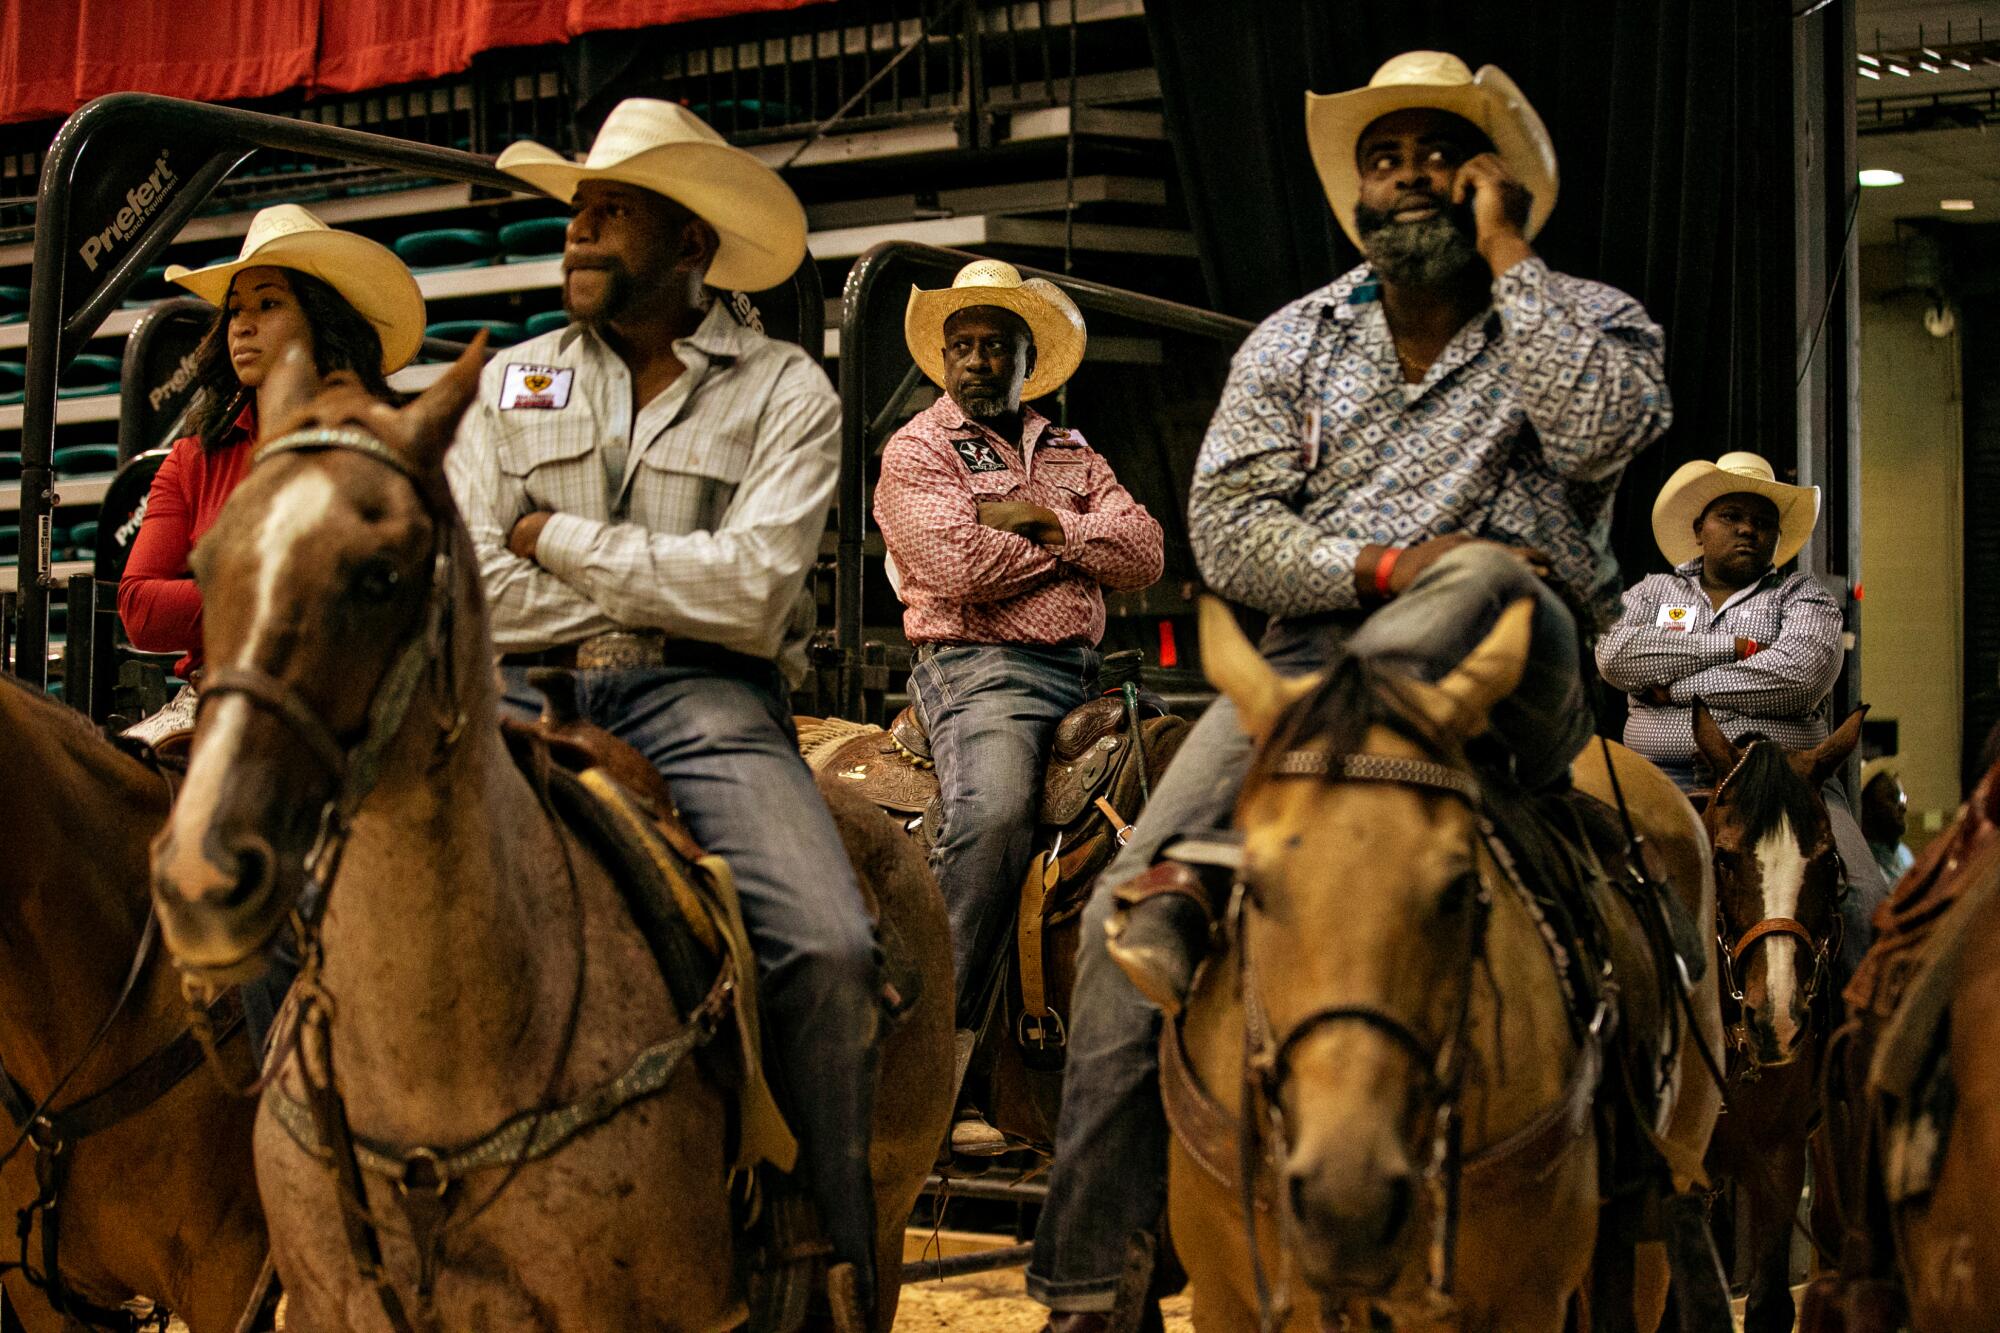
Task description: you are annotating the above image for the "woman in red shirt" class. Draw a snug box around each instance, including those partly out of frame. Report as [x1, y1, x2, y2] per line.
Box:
[120, 204, 424, 743]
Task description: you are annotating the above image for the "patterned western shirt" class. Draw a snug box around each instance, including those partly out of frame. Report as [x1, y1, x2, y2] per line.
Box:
[445, 303, 840, 684]
[873, 396, 1164, 646]
[1596, 557, 1845, 766]
[1189, 258, 1671, 629]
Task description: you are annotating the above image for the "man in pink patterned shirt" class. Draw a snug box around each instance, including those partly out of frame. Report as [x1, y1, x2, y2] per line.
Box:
[875, 260, 1163, 1155]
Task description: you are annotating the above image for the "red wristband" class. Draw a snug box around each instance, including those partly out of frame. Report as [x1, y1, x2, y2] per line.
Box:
[1374, 546, 1402, 599]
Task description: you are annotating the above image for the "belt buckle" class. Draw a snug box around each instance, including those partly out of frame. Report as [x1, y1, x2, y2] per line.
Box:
[575, 631, 665, 672]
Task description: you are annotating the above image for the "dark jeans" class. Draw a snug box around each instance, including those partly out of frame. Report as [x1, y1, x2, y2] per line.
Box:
[909, 643, 1099, 1030]
[1028, 543, 1593, 1310]
[500, 662, 883, 1286]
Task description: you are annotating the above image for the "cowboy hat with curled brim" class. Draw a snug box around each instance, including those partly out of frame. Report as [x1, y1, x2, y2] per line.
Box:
[1305, 50, 1559, 251]
[495, 98, 806, 293]
[1652, 451, 1822, 569]
[164, 204, 426, 373]
[904, 260, 1087, 402]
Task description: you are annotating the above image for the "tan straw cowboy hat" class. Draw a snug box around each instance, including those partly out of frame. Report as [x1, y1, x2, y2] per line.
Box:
[495, 98, 806, 292]
[165, 204, 426, 373]
[1305, 50, 1559, 251]
[1652, 451, 1822, 569]
[904, 260, 1087, 402]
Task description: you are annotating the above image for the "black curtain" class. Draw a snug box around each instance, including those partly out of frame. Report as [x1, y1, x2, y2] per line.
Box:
[1143, 0, 1802, 586]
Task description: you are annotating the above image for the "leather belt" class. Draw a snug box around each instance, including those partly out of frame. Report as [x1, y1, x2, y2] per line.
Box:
[501, 631, 770, 680]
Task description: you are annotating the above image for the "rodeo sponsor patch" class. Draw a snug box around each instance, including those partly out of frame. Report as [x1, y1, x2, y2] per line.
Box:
[500, 364, 574, 410]
[950, 435, 1010, 474]
[1656, 603, 1698, 631]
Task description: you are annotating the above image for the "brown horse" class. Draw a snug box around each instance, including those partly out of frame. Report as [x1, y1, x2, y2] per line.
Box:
[1804, 755, 2000, 1332]
[145, 348, 952, 1332]
[1692, 703, 1860, 1333]
[0, 674, 267, 1332]
[1160, 598, 1721, 1332]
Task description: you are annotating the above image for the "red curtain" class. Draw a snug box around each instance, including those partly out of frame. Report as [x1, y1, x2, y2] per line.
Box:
[0, 0, 831, 125]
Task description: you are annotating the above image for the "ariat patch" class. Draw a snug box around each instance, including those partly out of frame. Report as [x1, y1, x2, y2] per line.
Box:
[950, 436, 1010, 474]
[500, 364, 574, 410]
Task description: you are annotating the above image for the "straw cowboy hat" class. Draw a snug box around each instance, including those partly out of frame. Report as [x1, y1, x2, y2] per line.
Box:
[1305, 50, 1559, 251]
[904, 260, 1086, 402]
[166, 205, 425, 373]
[495, 98, 806, 293]
[1860, 756, 1901, 795]
[1651, 451, 1822, 569]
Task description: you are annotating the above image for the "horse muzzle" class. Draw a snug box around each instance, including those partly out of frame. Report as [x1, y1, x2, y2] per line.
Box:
[1284, 1155, 1419, 1296]
[151, 824, 295, 981]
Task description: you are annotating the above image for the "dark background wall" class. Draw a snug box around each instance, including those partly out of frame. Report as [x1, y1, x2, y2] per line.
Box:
[1142, 0, 1812, 589]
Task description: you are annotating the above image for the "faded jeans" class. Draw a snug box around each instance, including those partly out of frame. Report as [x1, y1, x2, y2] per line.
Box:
[499, 662, 884, 1290]
[909, 643, 1099, 1029]
[1028, 543, 1592, 1310]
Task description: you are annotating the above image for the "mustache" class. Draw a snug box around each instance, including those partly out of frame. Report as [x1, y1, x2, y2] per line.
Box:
[1353, 196, 1475, 239]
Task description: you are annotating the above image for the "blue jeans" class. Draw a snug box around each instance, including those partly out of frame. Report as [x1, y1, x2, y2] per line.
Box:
[1028, 544, 1593, 1310]
[499, 663, 883, 1288]
[910, 643, 1099, 1030]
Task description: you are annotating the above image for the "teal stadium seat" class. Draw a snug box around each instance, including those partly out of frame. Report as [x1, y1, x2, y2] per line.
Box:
[0, 525, 17, 556]
[56, 353, 120, 400]
[0, 453, 20, 483]
[425, 318, 525, 351]
[524, 310, 570, 338]
[65, 520, 99, 555]
[499, 216, 569, 263]
[394, 228, 498, 273]
[0, 286, 26, 326]
[0, 359, 23, 406]
[53, 444, 121, 477]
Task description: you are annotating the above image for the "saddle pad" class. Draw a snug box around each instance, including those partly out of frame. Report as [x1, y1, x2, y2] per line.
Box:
[816, 727, 939, 815]
[549, 765, 798, 1176]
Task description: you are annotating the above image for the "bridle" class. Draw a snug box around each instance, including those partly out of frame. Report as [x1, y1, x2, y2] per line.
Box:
[1233, 748, 1496, 1331]
[187, 425, 467, 982]
[1706, 743, 1843, 1073]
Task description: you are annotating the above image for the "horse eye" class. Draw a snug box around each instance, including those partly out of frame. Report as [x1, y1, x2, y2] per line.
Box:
[1439, 871, 1478, 915]
[352, 562, 402, 604]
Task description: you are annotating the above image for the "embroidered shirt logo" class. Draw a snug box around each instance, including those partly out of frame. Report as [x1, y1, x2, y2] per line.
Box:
[1656, 604, 1696, 630]
[950, 436, 1009, 474]
[501, 363, 574, 410]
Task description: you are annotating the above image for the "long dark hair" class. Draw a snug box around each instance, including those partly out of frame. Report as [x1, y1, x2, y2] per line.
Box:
[181, 268, 397, 450]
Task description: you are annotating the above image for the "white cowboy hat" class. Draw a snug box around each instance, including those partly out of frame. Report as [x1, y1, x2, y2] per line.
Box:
[495, 98, 806, 293]
[165, 204, 425, 373]
[1305, 51, 1559, 251]
[1860, 756, 1901, 795]
[1651, 451, 1822, 569]
[904, 260, 1087, 402]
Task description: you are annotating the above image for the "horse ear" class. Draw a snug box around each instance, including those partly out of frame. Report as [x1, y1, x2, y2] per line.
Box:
[1198, 594, 1315, 740]
[258, 342, 321, 433]
[1691, 701, 1739, 779]
[1413, 598, 1535, 738]
[396, 333, 488, 473]
[1804, 704, 1868, 788]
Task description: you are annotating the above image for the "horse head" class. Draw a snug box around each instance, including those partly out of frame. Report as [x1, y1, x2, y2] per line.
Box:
[1198, 595, 1534, 1301]
[151, 339, 488, 982]
[1694, 702, 1861, 1069]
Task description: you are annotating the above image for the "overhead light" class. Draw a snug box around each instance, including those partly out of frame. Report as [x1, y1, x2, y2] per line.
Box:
[1922, 46, 1942, 59]
[1860, 65, 1881, 79]
[1951, 58, 1973, 70]
[1889, 63, 1912, 75]
[1919, 61, 1941, 73]
[1941, 199, 1975, 211]
[1859, 168, 1906, 187]
[1858, 52, 1880, 66]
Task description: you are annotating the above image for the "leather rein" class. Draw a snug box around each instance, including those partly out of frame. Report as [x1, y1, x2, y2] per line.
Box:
[1707, 742, 1843, 1073]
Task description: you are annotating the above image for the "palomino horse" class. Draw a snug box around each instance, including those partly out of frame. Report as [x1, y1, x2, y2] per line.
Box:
[0, 673, 267, 1332]
[1163, 598, 1721, 1332]
[1692, 702, 1861, 1333]
[145, 347, 952, 1332]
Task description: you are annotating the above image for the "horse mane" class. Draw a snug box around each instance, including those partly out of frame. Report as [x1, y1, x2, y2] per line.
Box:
[1247, 651, 1455, 788]
[0, 667, 99, 741]
[1720, 735, 1822, 844]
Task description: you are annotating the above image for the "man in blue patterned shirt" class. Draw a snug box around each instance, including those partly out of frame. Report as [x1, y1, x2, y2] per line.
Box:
[1028, 52, 1671, 1328]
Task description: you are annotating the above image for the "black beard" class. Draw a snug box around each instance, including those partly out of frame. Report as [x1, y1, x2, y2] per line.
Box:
[1354, 201, 1482, 288]
[956, 388, 1014, 420]
[563, 260, 635, 327]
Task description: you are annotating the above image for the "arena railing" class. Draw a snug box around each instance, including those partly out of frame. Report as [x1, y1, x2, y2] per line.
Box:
[829, 240, 1252, 720]
[7, 92, 823, 697]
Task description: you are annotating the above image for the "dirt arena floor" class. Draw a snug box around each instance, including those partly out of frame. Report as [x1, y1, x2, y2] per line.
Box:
[894, 1264, 1194, 1331]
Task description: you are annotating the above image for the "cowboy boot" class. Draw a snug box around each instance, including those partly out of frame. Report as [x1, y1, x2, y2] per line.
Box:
[1104, 860, 1225, 1015]
[947, 1027, 1009, 1157]
[826, 1261, 875, 1333]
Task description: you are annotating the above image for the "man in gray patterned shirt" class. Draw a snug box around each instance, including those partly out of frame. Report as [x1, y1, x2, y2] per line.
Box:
[447, 100, 885, 1323]
[1029, 53, 1670, 1328]
[1598, 450, 1886, 969]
